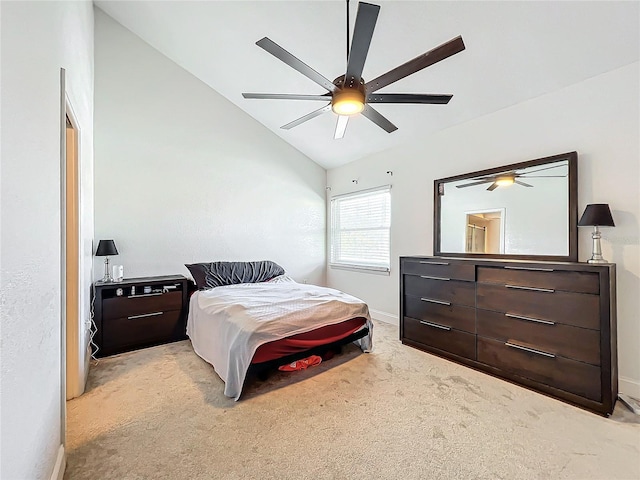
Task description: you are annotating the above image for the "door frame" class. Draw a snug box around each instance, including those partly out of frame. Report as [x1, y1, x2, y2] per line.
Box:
[60, 67, 85, 449]
[64, 91, 82, 400]
[464, 208, 506, 254]
[59, 67, 68, 446]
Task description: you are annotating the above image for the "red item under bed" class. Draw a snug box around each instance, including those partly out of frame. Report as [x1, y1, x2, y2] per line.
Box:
[251, 317, 367, 364]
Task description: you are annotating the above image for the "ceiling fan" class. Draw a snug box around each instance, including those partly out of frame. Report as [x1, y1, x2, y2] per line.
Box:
[456, 164, 568, 191]
[242, 1, 466, 139]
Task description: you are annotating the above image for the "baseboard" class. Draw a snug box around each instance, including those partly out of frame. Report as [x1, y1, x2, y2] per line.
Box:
[50, 445, 65, 480]
[619, 376, 640, 399]
[369, 308, 398, 325]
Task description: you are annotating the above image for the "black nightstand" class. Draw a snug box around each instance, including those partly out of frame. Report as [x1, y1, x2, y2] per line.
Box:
[92, 275, 189, 357]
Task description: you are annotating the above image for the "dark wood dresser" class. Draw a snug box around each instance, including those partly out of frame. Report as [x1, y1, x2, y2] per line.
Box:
[92, 275, 188, 357]
[400, 257, 617, 415]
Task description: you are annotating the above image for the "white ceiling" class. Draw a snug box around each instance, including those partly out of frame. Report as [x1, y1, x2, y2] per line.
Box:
[95, 1, 639, 169]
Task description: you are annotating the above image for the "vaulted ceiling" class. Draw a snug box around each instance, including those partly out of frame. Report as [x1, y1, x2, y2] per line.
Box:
[95, 1, 639, 169]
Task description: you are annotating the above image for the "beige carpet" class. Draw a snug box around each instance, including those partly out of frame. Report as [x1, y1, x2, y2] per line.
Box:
[66, 320, 640, 480]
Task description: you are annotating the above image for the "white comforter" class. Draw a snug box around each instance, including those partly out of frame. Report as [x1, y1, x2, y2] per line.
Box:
[186, 276, 373, 400]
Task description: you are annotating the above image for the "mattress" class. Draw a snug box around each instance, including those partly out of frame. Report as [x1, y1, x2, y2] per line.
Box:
[187, 275, 373, 400]
[251, 317, 367, 364]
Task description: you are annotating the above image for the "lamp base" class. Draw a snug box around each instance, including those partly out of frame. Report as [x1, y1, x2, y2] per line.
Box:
[587, 258, 609, 264]
[587, 226, 609, 264]
[102, 257, 113, 282]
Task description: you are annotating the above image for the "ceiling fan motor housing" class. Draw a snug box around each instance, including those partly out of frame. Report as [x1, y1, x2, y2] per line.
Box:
[331, 75, 366, 115]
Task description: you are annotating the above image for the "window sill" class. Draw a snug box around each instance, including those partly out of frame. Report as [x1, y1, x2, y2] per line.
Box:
[329, 264, 390, 275]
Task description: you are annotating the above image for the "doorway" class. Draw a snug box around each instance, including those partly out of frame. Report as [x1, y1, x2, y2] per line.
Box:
[65, 109, 81, 400]
[464, 208, 506, 254]
[60, 68, 85, 452]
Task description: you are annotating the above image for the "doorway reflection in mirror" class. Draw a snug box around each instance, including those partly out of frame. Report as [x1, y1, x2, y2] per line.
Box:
[465, 209, 505, 254]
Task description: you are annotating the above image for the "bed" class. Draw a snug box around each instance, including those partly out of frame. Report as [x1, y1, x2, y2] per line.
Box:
[185, 261, 373, 400]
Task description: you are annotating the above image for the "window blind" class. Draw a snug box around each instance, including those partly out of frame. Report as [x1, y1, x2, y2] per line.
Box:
[330, 186, 391, 272]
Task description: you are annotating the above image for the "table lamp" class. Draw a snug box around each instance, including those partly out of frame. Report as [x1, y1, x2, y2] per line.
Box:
[578, 204, 614, 264]
[96, 239, 119, 282]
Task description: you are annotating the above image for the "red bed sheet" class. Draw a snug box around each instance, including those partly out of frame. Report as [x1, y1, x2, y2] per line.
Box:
[251, 317, 367, 364]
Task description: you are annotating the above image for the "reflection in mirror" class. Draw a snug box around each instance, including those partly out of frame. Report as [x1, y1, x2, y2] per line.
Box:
[465, 209, 504, 254]
[435, 152, 577, 261]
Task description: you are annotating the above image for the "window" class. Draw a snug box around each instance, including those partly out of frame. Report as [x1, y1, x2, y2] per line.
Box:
[330, 186, 391, 272]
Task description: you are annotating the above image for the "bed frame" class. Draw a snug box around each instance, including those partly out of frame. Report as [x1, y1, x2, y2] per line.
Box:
[247, 326, 370, 381]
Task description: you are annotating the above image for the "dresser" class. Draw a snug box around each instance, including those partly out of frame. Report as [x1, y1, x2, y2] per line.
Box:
[400, 257, 617, 415]
[92, 275, 189, 357]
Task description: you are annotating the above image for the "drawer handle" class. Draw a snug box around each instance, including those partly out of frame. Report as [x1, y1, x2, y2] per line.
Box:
[128, 293, 163, 298]
[505, 284, 555, 293]
[505, 313, 555, 326]
[504, 266, 554, 272]
[419, 320, 451, 331]
[420, 297, 451, 306]
[420, 275, 450, 281]
[419, 261, 450, 265]
[505, 342, 555, 358]
[127, 311, 164, 320]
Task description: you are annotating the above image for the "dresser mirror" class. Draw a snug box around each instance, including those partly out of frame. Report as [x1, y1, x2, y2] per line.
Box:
[434, 152, 578, 261]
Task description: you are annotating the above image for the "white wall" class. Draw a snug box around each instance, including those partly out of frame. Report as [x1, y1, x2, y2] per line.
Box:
[94, 10, 326, 286]
[327, 63, 640, 397]
[0, 1, 94, 479]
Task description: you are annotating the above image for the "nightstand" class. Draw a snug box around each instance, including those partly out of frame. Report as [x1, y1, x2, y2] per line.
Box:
[92, 275, 189, 357]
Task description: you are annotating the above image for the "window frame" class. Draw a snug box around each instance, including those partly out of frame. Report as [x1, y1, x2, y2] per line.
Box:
[329, 185, 391, 274]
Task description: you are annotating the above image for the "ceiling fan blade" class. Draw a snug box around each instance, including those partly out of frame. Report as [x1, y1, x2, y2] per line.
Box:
[521, 175, 567, 178]
[366, 36, 465, 94]
[516, 164, 564, 175]
[366, 93, 452, 104]
[256, 37, 337, 93]
[361, 105, 397, 133]
[487, 182, 499, 191]
[345, 2, 380, 85]
[456, 179, 494, 188]
[243, 93, 331, 101]
[334, 115, 349, 139]
[515, 180, 533, 187]
[281, 104, 332, 130]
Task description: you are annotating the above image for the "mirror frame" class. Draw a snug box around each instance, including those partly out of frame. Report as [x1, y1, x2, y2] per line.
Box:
[433, 151, 578, 262]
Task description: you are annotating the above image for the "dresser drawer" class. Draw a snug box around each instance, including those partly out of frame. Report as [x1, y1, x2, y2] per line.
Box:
[405, 294, 475, 333]
[103, 309, 183, 352]
[404, 275, 475, 307]
[476, 309, 600, 365]
[403, 316, 476, 359]
[477, 337, 601, 401]
[476, 283, 599, 330]
[477, 266, 599, 294]
[402, 259, 475, 281]
[103, 291, 182, 320]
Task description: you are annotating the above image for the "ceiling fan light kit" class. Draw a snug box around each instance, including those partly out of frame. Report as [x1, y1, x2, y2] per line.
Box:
[495, 175, 515, 187]
[332, 86, 365, 115]
[243, 1, 466, 139]
[456, 163, 567, 192]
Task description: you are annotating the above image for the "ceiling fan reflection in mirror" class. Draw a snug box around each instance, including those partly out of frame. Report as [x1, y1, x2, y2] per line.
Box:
[456, 164, 568, 191]
[242, 1, 466, 139]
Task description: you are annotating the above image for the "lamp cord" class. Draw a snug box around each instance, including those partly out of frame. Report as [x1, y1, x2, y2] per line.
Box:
[89, 282, 100, 361]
